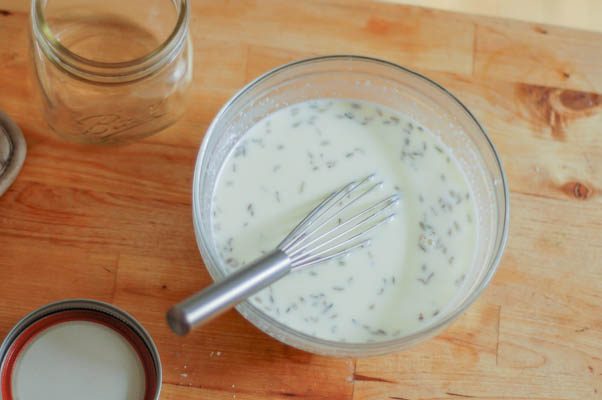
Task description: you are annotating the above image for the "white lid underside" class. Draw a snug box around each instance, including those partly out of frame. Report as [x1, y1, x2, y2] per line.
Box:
[12, 321, 146, 400]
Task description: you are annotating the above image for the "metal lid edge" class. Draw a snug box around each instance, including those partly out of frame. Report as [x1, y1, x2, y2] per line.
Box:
[0, 110, 27, 197]
[0, 299, 161, 400]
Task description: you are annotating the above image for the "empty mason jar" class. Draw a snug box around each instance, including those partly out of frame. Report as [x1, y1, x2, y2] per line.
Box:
[30, 0, 193, 144]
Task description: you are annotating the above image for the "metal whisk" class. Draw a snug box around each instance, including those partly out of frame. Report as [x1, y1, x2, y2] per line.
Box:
[167, 175, 399, 335]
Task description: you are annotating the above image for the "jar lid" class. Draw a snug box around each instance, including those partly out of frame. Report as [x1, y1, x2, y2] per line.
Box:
[0, 110, 26, 197]
[0, 300, 161, 400]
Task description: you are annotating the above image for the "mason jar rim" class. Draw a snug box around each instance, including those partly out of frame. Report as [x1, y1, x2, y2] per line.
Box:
[30, 0, 189, 83]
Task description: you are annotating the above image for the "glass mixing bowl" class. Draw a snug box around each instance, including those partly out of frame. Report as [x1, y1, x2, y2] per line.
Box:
[192, 55, 509, 357]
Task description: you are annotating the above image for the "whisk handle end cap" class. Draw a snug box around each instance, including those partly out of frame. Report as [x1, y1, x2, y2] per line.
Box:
[166, 306, 191, 336]
[166, 250, 292, 335]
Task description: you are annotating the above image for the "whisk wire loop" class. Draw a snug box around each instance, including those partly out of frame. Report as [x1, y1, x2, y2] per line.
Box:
[279, 175, 399, 269]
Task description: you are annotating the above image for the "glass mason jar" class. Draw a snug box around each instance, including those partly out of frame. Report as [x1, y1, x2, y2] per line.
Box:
[30, 0, 192, 144]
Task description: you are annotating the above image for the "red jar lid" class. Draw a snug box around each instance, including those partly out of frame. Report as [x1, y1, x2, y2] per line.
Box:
[0, 300, 161, 400]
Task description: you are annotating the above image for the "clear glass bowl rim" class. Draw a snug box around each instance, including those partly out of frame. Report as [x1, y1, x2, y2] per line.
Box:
[192, 55, 510, 357]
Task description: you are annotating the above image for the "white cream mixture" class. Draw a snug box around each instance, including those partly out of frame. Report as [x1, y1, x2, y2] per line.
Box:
[211, 100, 477, 342]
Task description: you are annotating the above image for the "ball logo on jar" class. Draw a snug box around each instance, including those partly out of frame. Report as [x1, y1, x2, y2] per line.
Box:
[76, 100, 169, 139]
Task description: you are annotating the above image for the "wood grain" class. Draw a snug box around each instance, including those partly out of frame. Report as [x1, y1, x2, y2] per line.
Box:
[474, 21, 602, 92]
[0, 1, 601, 399]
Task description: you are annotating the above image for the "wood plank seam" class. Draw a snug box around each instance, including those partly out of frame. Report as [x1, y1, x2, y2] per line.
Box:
[495, 304, 501, 366]
[163, 379, 203, 389]
[351, 358, 357, 399]
[471, 22, 477, 76]
[110, 253, 121, 302]
[511, 188, 596, 203]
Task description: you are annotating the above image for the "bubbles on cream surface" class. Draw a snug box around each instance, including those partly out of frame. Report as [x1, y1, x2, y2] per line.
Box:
[211, 99, 478, 342]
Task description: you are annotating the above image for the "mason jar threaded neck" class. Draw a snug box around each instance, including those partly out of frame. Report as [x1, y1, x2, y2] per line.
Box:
[31, 0, 189, 84]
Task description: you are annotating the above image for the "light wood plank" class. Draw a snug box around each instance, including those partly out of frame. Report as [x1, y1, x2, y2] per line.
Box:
[193, 0, 475, 75]
[0, 180, 198, 261]
[475, 21, 602, 92]
[0, 238, 117, 337]
[389, 0, 602, 34]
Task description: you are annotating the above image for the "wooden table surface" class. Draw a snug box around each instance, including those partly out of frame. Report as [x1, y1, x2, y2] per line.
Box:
[1, 1, 601, 399]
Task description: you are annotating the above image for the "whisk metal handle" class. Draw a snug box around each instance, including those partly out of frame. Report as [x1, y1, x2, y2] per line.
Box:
[167, 250, 291, 335]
